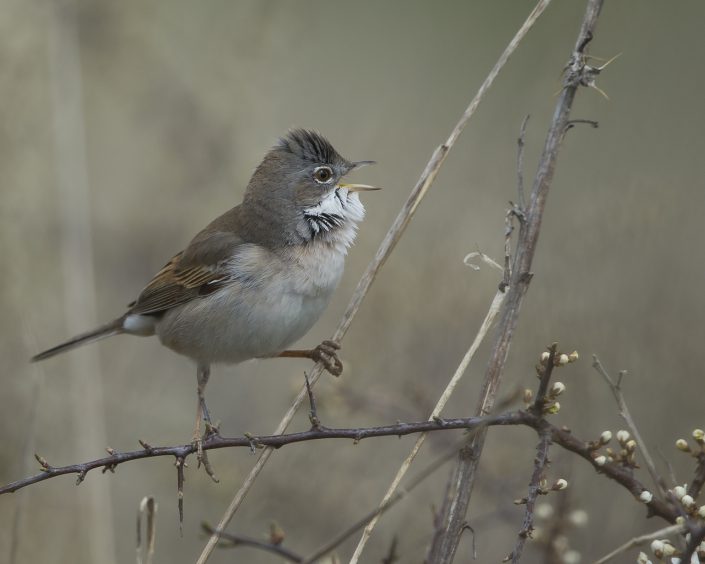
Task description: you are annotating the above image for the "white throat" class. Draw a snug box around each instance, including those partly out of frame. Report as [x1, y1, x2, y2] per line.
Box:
[303, 188, 365, 252]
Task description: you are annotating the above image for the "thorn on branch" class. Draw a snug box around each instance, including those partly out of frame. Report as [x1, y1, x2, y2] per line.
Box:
[138, 440, 153, 452]
[175, 456, 185, 531]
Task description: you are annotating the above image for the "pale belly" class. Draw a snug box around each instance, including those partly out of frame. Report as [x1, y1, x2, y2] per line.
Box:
[153, 247, 344, 364]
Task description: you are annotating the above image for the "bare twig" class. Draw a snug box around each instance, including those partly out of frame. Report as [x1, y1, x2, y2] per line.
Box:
[592, 356, 669, 500]
[426, 2, 606, 561]
[507, 428, 552, 563]
[593, 523, 686, 564]
[516, 115, 530, 211]
[201, 3, 553, 563]
[201, 523, 303, 563]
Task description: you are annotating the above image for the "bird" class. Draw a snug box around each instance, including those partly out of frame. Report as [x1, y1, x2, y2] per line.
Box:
[33, 129, 378, 447]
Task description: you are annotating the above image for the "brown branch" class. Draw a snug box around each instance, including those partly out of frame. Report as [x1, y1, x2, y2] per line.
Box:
[2, 409, 680, 528]
[682, 523, 705, 564]
[425, 1, 606, 562]
[201, 523, 303, 563]
[507, 428, 552, 563]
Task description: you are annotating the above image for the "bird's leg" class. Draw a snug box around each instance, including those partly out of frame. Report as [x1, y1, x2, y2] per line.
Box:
[277, 340, 343, 376]
[193, 363, 212, 460]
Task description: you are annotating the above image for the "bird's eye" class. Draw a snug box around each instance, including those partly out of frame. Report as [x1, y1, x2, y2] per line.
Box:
[313, 166, 333, 184]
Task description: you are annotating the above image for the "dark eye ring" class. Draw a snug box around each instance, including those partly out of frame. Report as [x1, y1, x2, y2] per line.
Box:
[313, 166, 333, 183]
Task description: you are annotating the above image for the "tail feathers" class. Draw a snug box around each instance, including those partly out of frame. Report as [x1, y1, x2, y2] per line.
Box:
[31, 318, 125, 362]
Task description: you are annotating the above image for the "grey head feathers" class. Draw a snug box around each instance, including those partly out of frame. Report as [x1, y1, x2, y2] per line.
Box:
[276, 129, 351, 168]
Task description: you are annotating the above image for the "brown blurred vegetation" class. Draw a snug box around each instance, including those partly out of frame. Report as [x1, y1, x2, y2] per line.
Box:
[2, 1, 705, 563]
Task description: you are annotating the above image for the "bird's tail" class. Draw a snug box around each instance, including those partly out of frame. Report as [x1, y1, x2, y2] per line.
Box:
[31, 317, 125, 362]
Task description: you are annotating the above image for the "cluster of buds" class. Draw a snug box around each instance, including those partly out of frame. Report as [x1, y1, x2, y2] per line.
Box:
[675, 428, 705, 458]
[589, 429, 639, 469]
[669, 484, 705, 519]
[649, 539, 677, 560]
[539, 349, 579, 368]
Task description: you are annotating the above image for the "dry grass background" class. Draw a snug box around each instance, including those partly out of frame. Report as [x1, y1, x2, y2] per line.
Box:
[2, 1, 705, 562]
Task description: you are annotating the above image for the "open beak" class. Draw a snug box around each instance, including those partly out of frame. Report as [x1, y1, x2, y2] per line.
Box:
[338, 182, 381, 193]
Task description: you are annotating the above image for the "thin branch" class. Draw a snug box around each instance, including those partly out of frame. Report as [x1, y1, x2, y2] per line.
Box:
[592, 523, 686, 564]
[0, 417, 496, 496]
[516, 115, 530, 211]
[201, 524, 303, 563]
[592, 356, 669, 500]
[3, 410, 680, 530]
[508, 428, 552, 563]
[426, 2, 606, 561]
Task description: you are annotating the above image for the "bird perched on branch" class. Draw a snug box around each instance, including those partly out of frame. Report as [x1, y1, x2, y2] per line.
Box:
[33, 129, 378, 448]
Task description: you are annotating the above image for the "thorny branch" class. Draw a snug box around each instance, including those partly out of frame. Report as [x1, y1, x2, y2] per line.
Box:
[2, 412, 681, 527]
[426, 1, 606, 562]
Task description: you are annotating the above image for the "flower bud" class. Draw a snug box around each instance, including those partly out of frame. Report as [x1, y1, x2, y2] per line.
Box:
[616, 430, 630, 443]
[568, 509, 588, 527]
[693, 428, 705, 442]
[558, 354, 570, 365]
[551, 382, 566, 396]
[639, 490, 653, 503]
[681, 494, 695, 508]
[676, 516, 686, 525]
[545, 402, 561, 415]
[661, 542, 675, 556]
[673, 485, 687, 500]
[626, 439, 637, 452]
[698, 505, 705, 519]
[568, 350, 579, 362]
[650, 539, 664, 557]
[600, 431, 612, 444]
[594, 455, 607, 466]
[636, 551, 651, 564]
[540, 351, 550, 364]
[676, 439, 691, 452]
[563, 550, 580, 564]
[554, 478, 568, 490]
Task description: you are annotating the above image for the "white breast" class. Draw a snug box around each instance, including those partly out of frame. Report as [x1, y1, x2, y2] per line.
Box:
[155, 241, 347, 364]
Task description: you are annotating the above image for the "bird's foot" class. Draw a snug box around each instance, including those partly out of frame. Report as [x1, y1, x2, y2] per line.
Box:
[310, 340, 343, 376]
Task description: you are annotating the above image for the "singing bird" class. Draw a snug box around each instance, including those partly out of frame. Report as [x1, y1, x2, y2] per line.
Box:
[33, 129, 378, 442]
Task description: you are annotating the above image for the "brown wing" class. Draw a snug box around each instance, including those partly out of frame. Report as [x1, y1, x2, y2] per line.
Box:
[128, 228, 243, 316]
[126, 254, 220, 315]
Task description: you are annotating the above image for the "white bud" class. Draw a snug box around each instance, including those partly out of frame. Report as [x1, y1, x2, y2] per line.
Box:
[563, 549, 581, 564]
[616, 430, 630, 443]
[661, 541, 675, 556]
[551, 382, 566, 396]
[673, 485, 687, 500]
[554, 478, 568, 490]
[676, 516, 686, 525]
[676, 439, 690, 452]
[650, 539, 664, 556]
[681, 494, 695, 508]
[558, 353, 570, 365]
[535, 503, 554, 519]
[600, 431, 612, 444]
[639, 490, 653, 503]
[568, 350, 579, 362]
[540, 351, 550, 363]
[698, 505, 705, 518]
[594, 455, 607, 466]
[626, 439, 637, 451]
[636, 552, 652, 564]
[693, 428, 705, 441]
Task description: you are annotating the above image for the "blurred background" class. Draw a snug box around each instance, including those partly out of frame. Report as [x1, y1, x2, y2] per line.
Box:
[2, 1, 704, 562]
